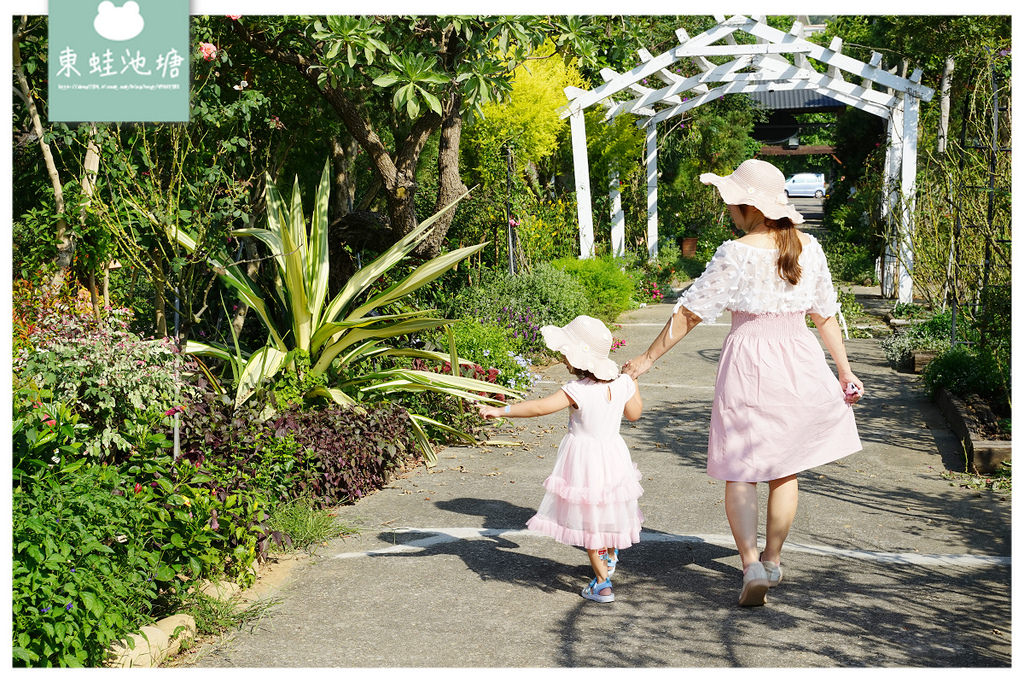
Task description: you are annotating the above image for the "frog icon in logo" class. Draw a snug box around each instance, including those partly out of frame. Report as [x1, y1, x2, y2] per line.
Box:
[93, 1, 145, 41]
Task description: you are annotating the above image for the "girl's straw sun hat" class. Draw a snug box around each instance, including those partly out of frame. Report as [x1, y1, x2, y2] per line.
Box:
[540, 315, 619, 381]
[699, 159, 804, 224]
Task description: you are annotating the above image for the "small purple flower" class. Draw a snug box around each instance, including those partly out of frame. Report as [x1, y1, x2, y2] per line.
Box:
[41, 607, 50, 614]
[65, 602, 74, 611]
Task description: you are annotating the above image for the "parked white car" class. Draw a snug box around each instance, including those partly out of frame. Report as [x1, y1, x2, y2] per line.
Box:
[784, 172, 827, 198]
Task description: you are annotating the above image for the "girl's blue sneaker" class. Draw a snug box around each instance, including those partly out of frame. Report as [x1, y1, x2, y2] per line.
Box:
[600, 548, 619, 577]
[581, 577, 615, 603]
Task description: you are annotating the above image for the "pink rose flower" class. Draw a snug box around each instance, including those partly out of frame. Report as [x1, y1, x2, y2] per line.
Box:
[199, 42, 218, 61]
[227, 15, 241, 20]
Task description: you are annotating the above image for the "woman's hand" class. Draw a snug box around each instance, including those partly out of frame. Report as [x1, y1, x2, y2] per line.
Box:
[839, 371, 864, 405]
[622, 354, 653, 379]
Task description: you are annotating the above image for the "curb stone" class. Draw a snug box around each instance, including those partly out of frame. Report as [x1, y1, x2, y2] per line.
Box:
[106, 579, 241, 668]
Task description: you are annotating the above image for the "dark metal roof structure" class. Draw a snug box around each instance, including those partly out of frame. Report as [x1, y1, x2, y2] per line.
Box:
[746, 89, 846, 112]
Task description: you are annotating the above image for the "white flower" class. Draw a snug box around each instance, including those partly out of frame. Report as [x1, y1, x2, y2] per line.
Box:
[483, 349, 490, 357]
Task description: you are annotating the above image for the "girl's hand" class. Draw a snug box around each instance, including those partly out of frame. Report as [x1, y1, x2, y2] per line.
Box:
[839, 371, 864, 405]
[622, 354, 652, 379]
[478, 404, 506, 419]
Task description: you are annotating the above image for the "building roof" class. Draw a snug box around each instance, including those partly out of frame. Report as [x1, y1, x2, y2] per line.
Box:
[746, 89, 846, 112]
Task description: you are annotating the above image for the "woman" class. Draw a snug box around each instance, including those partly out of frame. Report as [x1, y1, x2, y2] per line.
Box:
[623, 159, 862, 607]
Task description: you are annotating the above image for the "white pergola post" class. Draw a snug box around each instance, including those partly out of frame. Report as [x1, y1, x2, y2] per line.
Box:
[569, 109, 594, 258]
[898, 84, 922, 304]
[880, 103, 903, 299]
[645, 122, 659, 260]
[609, 171, 625, 257]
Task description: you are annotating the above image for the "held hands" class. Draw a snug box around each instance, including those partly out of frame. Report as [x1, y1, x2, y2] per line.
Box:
[622, 354, 653, 379]
[840, 372, 864, 405]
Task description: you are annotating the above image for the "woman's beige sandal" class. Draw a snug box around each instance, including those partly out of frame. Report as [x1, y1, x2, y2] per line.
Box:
[739, 561, 770, 606]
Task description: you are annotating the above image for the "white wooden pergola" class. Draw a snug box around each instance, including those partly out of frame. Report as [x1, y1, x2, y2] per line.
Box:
[561, 15, 935, 303]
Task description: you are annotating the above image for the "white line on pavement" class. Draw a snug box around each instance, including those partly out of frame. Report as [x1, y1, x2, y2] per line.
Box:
[331, 527, 1010, 567]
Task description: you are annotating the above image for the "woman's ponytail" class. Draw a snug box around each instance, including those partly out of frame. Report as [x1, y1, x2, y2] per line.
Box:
[768, 218, 802, 285]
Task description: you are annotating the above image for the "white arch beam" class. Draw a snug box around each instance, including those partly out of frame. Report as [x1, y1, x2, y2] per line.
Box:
[563, 15, 933, 300]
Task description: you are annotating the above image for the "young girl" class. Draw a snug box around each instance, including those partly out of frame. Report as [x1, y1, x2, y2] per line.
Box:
[479, 315, 644, 603]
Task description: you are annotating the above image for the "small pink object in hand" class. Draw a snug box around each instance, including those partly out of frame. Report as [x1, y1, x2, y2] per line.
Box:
[845, 382, 863, 397]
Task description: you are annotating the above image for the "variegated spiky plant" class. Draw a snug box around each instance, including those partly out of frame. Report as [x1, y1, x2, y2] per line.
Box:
[170, 160, 516, 463]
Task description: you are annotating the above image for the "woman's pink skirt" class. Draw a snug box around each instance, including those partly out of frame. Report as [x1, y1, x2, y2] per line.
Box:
[707, 311, 861, 482]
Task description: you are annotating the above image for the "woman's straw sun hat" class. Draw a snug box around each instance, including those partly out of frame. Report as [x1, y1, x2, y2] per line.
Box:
[699, 159, 804, 224]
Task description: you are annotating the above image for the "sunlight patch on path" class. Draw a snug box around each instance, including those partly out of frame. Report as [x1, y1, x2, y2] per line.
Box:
[331, 527, 1010, 567]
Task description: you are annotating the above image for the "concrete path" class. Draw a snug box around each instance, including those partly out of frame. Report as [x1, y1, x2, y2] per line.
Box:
[190, 292, 1012, 668]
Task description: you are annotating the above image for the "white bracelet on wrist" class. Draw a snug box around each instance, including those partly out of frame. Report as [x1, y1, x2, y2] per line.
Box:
[504, 405, 511, 414]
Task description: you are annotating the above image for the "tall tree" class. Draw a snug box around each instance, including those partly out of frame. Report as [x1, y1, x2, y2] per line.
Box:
[227, 16, 599, 257]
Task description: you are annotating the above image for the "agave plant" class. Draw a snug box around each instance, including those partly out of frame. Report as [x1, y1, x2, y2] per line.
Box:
[170, 160, 517, 463]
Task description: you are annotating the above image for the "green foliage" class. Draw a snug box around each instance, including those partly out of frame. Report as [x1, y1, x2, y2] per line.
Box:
[11, 453, 271, 667]
[837, 288, 866, 324]
[820, 188, 882, 285]
[880, 311, 953, 371]
[466, 41, 585, 187]
[921, 344, 1009, 406]
[13, 464, 161, 667]
[177, 163, 513, 462]
[13, 305, 199, 462]
[449, 318, 537, 392]
[445, 263, 590, 351]
[11, 388, 90, 489]
[12, 205, 61, 285]
[552, 256, 636, 322]
[513, 197, 582, 265]
[265, 497, 356, 554]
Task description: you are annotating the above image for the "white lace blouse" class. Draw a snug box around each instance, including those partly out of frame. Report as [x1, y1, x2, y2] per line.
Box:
[673, 235, 839, 324]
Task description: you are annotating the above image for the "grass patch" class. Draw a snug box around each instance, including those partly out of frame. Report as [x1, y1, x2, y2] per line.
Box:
[175, 592, 280, 636]
[266, 497, 358, 554]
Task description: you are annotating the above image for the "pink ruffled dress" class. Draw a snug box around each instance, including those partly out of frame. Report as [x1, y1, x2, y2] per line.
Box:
[526, 375, 644, 550]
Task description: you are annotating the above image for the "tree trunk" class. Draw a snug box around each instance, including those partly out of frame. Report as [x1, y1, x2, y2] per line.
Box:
[80, 124, 103, 318]
[330, 136, 358, 220]
[231, 239, 259, 339]
[13, 23, 73, 292]
[420, 91, 470, 257]
[88, 272, 101, 319]
[103, 265, 110, 307]
[937, 57, 955, 155]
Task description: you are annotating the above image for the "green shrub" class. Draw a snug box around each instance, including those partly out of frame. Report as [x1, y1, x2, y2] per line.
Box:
[13, 305, 200, 462]
[450, 318, 537, 389]
[820, 202, 880, 285]
[552, 255, 636, 321]
[627, 239, 682, 296]
[921, 344, 1009, 405]
[446, 262, 590, 351]
[13, 464, 163, 667]
[694, 218, 737, 263]
[880, 311, 953, 371]
[11, 387, 90, 487]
